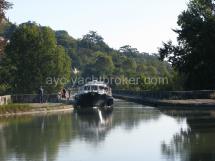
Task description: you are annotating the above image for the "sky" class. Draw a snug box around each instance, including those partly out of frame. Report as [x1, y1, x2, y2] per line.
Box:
[6, 0, 188, 53]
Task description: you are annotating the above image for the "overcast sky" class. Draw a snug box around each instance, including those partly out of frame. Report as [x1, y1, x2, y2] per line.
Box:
[6, 0, 188, 53]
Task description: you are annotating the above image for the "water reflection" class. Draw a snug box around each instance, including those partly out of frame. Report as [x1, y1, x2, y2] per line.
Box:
[1, 100, 214, 161]
[161, 110, 215, 161]
[0, 114, 75, 161]
[72, 100, 161, 144]
[0, 100, 163, 161]
[73, 112, 113, 144]
[112, 100, 160, 130]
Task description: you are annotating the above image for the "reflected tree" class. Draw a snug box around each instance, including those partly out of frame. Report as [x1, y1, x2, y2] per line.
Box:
[161, 110, 215, 161]
[0, 101, 162, 161]
[0, 113, 76, 161]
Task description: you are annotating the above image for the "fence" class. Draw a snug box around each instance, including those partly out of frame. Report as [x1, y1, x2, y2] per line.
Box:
[11, 94, 59, 103]
[113, 90, 215, 100]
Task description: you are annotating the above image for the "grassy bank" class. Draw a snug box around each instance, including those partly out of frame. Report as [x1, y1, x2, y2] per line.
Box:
[0, 103, 73, 115]
[0, 104, 32, 114]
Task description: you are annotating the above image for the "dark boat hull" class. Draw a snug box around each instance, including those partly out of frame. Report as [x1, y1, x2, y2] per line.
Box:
[74, 92, 114, 113]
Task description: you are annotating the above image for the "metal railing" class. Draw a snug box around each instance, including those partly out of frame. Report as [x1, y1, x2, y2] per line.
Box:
[113, 90, 215, 100]
[11, 94, 59, 103]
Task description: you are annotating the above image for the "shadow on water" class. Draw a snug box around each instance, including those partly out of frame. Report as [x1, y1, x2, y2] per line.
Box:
[160, 110, 215, 161]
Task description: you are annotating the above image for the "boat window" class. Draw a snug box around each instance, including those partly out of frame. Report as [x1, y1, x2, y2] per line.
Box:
[84, 86, 90, 91]
[91, 85, 98, 91]
[99, 86, 105, 90]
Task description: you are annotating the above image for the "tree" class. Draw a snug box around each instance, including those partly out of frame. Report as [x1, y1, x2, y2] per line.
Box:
[119, 45, 139, 57]
[94, 54, 114, 76]
[55, 30, 76, 51]
[122, 58, 137, 73]
[82, 54, 114, 77]
[0, 0, 12, 22]
[78, 31, 111, 52]
[1, 22, 71, 93]
[0, 0, 12, 55]
[159, 0, 215, 90]
[55, 30, 80, 68]
[136, 64, 146, 73]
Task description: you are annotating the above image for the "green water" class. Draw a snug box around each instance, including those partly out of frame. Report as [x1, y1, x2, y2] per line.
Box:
[0, 100, 215, 161]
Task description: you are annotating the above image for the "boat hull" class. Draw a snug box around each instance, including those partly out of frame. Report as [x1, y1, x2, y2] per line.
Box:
[74, 92, 114, 113]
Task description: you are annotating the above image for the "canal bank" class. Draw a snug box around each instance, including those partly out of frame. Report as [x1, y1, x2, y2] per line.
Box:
[113, 90, 215, 110]
[0, 103, 74, 117]
[0, 93, 75, 117]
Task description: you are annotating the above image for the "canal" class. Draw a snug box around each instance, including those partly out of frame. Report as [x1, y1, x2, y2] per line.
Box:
[0, 99, 215, 161]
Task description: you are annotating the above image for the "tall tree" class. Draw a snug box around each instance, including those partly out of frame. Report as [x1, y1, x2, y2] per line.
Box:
[0, 0, 12, 55]
[0, 0, 12, 22]
[122, 58, 137, 73]
[94, 54, 114, 76]
[82, 53, 114, 77]
[119, 45, 139, 57]
[159, 0, 215, 90]
[78, 31, 111, 52]
[1, 22, 71, 93]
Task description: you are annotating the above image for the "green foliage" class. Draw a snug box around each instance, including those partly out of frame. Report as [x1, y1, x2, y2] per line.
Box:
[1, 22, 71, 93]
[119, 45, 139, 57]
[55, 30, 79, 68]
[159, 0, 215, 90]
[53, 30, 175, 90]
[78, 31, 111, 52]
[82, 52, 114, 77]
[0, 22, 175, 93]
[0, 19, 15, 37]
[55, 30, 76, 50]
[95, 54, 114, 74]
[0, 83, 10, 95]
[122, 58, 137, 73]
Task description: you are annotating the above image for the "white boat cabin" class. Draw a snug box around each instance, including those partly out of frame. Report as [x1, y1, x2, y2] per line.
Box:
[78, 81, 112, 96]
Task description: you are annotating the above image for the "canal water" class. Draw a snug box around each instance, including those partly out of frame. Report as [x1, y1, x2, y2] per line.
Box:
[0, 99, 215, 161]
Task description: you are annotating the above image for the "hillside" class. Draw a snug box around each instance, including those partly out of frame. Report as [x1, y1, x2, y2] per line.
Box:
[0, 22, 180, 91]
